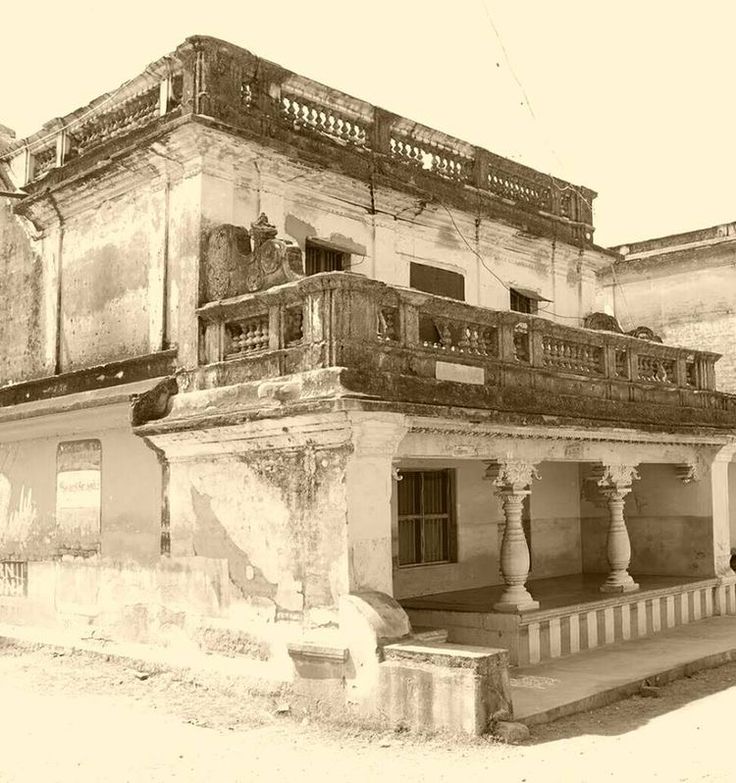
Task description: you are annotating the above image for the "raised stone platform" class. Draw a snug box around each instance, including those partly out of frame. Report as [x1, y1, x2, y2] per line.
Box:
[402, 574, 736, 666]
[511, 614, 736, 726]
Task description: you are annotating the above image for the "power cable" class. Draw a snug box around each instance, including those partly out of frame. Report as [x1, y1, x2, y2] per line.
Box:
[478, 0, 595, 218]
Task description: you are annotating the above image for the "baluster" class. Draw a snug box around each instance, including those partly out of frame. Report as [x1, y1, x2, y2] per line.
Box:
[469, 327, 480, 354]
[458, 326, 471, 353]
[439, 322, 452, 350]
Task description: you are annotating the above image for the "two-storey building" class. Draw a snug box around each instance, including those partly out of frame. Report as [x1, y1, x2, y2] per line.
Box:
[2, 36, 736, 731]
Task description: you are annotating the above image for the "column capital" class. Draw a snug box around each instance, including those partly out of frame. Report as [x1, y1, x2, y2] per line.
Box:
[348, 412, 408, 459]
[484, 457, 540, 494]
[595, 463, 640, 493]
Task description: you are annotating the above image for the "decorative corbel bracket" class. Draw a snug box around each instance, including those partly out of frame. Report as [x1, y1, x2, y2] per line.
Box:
[675, 462, 700, 484]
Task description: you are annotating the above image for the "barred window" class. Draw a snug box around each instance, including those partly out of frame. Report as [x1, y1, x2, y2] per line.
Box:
[305, 240, 349, 275]
[397, 470, 456, 566]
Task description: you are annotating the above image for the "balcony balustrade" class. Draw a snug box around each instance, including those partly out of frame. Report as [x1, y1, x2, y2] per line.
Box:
[193, 273, 732, 429]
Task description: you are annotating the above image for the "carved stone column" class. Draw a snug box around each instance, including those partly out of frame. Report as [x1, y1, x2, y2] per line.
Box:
[597, 464, 640, 593]
[485, 459, 540, 613]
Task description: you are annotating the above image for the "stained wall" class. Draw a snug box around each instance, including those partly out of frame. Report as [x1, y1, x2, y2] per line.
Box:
[0, 199, 49, 384]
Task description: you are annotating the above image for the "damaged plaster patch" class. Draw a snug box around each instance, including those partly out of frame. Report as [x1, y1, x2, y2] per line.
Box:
[326, 233, 366, 256]
[284, 214, 316, 247]
[190, 485, 277, 600]
[188, 459, 304, 611]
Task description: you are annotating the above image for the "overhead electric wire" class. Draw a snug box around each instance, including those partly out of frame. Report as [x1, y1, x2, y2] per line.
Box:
[478, 0, 595, 216]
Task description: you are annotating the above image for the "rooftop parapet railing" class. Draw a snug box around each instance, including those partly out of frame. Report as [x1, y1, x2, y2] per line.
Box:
[192, 273, 732, 428]
[3, 56, 184, 187]
[4, 37, 595, 246]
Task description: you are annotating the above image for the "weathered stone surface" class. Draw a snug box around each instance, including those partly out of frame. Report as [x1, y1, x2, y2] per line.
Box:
[377, 642, 513, 735]
[493, 720, 530, 744]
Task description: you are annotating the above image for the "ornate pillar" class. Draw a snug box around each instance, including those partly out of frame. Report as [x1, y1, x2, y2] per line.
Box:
[597, 464, 640, 593]
[485, 458, 540, 612]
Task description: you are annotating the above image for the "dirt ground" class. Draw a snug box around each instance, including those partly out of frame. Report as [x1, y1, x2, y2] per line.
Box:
[1, 639, 735, 782]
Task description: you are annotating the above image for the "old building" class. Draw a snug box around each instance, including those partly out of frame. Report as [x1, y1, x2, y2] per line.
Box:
[603, 225, 736, 393]
[2, 36, 736, 733]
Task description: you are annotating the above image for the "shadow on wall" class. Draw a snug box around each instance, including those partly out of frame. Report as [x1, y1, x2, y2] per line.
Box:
[190, 486, 277, 600]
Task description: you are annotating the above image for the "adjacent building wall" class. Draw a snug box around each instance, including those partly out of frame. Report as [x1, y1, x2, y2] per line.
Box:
[601, 232, 736, 393]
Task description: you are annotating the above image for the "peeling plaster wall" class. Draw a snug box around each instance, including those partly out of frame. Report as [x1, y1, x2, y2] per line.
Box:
[392, 460, 583, 600]
[166, 446, 351, 616]
[0, 424, 162, 562]
[0, 199, 49, 384]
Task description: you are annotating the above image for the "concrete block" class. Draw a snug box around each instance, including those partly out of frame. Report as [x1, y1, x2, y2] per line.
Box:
[377, 641, 512, 735]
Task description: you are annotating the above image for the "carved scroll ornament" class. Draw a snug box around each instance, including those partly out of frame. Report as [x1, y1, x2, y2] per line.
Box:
[203, 213, 304, 301]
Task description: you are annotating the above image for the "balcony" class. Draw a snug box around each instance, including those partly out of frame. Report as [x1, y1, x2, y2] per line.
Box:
[5, 37, 595, 248]
[186, 273, 736, 431]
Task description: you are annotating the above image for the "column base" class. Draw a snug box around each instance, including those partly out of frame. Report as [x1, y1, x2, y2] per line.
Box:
[600, 579, 639, 594]
[493, 598, 540, 613]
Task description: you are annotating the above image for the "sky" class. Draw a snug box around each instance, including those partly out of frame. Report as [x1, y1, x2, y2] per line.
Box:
[2, 0, 735, 247]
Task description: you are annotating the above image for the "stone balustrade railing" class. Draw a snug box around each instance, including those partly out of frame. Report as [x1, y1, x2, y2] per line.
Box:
[5, 37, 595, 246]
[4, 62, 184, 185]
[194, 273, 732, 428]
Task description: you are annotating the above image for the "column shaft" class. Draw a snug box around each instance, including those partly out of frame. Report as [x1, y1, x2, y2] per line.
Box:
[600, 487, 639, 593]
[494, 490, 539, 612]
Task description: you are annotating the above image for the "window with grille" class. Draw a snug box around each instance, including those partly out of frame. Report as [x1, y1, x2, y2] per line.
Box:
[305, 240, 349, 275]
[510, 288, 538, 315]
[397, 470, 456, 566]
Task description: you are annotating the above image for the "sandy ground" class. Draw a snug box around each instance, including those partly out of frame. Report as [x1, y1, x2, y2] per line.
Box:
[1, 639, 736, 782]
